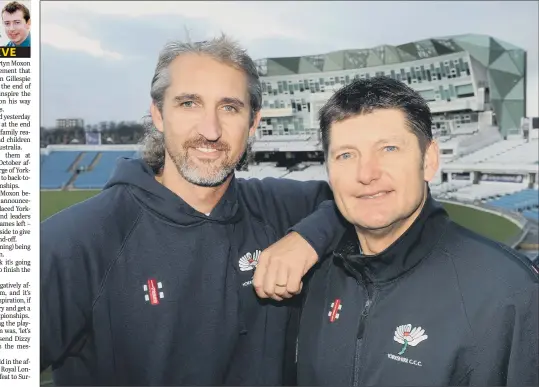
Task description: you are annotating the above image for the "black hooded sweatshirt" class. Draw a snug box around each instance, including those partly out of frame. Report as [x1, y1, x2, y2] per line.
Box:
[40, 157, 343, 386]
[297, 194, 539, 386]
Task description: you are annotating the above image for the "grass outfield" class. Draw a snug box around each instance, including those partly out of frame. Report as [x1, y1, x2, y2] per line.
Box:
[39, 190, 521, 384]
[441, 201, 521, 243]
[41, 190, 101, 221]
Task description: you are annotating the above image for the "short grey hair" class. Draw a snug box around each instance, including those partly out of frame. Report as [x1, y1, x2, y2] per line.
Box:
[139, 34, 262, 173]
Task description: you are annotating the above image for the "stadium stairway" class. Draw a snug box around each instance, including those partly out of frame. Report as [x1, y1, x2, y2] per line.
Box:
[65, 152, 104, 189]
[89, 153, 103, 169]
[68, 152, 85, 172]
[65, 173, 79, 189]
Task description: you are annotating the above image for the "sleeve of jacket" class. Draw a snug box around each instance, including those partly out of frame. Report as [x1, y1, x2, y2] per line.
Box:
[470, 283, 539, 386]
[40, 213, 95, 372]
[252, 177, 346, 258]
[40, 205, 106, 371]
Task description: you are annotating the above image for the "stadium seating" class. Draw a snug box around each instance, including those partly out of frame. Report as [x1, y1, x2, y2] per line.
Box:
[487, 189, 539, 212]
[73, 151, 137, 189]
[430, 181, 472, 197]
[451, 139, 525, 164]
[522, 208, 539, 222]
[449, 183, 526, 202]
[487, 140, 539, 164]
[285, 165, 328, 182]
[40, 151, 79, 189]
[236, 163, 329, 181]
[235, 164, 289, 179]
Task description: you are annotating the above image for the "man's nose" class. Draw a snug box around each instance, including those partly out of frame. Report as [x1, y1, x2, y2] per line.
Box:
[355, 156, 382, 185]
[197, 110, 222, 141]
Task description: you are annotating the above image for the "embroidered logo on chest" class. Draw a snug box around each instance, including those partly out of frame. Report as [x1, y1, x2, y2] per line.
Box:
[239, 250, 262, 287]
[387, 324, 428, 367]
[239, 250, 261, 271]
[143, 278, 164, 305]
[328, 299, 342, 322]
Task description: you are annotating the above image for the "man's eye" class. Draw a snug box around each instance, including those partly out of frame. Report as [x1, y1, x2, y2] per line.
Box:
[384, 146, 398, 152]
[222, 105, 238, 112]
[337, 152, 352, 160]
[179, 101, 196, 108]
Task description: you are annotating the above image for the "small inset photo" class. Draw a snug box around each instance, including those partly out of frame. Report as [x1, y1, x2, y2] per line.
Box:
[0, 0, 30, 57]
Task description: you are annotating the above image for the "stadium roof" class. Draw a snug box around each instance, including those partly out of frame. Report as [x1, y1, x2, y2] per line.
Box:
[255, 34, 525, 77]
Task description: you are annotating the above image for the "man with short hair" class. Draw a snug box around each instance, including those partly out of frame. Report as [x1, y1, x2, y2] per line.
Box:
[40, 35, 343, 386]
[2, 1, 30, 47]
[296, 76, 539, 386]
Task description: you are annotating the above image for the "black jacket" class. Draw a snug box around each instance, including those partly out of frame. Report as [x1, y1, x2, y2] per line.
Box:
[41, 158, 342, 386]
[297, 194, 539, 386]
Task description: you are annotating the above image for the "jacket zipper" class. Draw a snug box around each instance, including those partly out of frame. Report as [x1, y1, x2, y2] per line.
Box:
[352, 277, 374, 387]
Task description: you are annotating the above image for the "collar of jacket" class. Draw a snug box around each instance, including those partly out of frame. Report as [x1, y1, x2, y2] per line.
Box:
[333, 191, 450, 284]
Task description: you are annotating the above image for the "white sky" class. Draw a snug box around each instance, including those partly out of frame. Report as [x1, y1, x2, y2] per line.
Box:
[40, 1, 538, 126]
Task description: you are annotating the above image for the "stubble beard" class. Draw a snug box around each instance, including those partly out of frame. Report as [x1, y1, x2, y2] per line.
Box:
[165, 135, 246, 188]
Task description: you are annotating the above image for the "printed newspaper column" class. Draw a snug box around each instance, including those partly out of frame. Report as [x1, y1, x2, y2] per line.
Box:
[0, 55, 36, 384]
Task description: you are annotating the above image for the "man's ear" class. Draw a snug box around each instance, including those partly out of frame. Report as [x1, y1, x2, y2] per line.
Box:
[150, 102, 164, 133]
[249, 110, 262, 137]
[423, 140, 440, 182]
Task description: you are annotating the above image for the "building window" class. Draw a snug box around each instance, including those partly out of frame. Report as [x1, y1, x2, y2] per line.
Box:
[464, 62, 471, 76]
[455, 84, 474, 98]
[455, 64, 461, 77]
[419, 89, 436, 101]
